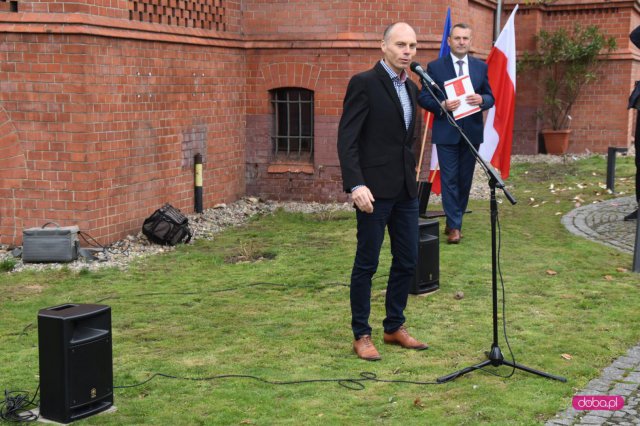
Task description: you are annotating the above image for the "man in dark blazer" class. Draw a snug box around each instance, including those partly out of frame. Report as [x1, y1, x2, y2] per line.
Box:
[418, 23, 495, 243]
[337, 22, 428, 361]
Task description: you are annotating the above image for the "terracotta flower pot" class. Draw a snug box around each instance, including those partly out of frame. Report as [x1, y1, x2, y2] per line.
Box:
[541, 129, 571, 154]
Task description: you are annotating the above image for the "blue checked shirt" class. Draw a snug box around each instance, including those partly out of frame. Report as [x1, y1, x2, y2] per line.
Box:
[380, 59, 412, 130]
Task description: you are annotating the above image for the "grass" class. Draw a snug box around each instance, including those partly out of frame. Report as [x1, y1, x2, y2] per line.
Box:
[1, 155, 638, 425]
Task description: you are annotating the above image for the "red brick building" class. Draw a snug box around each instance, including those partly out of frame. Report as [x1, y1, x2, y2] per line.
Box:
[0, 0, 636, 246]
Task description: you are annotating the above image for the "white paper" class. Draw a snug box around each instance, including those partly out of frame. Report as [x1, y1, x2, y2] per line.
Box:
[444, 75, 481, 120]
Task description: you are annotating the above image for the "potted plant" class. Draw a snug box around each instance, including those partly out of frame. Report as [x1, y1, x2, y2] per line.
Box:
[520, 24, 616, 154]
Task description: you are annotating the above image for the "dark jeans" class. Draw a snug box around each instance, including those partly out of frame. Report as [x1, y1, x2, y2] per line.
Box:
[350, 195, 419, 339]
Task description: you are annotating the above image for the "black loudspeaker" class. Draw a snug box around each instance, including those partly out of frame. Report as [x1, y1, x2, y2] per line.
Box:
[37, 304, 114, 423]
[410, 218, 439, 294]
[417, 181, 431, 217]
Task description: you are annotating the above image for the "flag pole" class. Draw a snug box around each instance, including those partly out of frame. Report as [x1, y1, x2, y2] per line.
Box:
[416, 112, 432, 181]
[494, 0, 502, 42]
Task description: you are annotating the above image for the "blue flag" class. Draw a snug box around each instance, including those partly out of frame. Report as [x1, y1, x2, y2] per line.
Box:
[439, 8, 452, 58]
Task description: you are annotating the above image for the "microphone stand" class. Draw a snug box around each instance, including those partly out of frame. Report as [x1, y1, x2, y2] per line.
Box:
[417, 76, 567, 384]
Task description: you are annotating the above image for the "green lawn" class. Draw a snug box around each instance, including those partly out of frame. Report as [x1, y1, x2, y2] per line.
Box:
[1, 155, 638, 425]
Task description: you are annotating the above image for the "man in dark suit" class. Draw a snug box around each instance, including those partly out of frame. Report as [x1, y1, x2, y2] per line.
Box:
[418, 23, 495, 243]
[337, 22, 428, 361]
[625, 25, 640, 221]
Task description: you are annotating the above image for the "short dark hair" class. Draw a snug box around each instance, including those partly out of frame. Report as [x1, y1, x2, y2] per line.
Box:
[449, 23, 471, 37]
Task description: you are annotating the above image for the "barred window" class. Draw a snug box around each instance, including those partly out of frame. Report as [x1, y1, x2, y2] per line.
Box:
[270, 88, 314, 161]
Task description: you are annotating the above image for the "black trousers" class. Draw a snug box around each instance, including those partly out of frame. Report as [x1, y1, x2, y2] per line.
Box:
[350, 196, 418, 339]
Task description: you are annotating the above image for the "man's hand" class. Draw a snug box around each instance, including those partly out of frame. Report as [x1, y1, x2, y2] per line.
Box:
[443, 99, 461, 111]
[465, 93, 483, 106]
[352, 186, 375, 213]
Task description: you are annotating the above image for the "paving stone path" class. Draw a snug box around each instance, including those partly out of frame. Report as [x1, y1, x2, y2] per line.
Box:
[562, 196, 637, 255]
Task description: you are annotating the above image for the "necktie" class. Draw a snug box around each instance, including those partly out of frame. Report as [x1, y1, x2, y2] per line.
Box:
[456, 60, 464, 77]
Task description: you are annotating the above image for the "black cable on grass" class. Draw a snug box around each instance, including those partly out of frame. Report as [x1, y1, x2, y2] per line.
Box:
[114, 371, 439, 392]
[0, 387, 39, 423]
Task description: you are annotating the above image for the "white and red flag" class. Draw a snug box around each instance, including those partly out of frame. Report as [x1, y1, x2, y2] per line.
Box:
[479, 5, 519, 179]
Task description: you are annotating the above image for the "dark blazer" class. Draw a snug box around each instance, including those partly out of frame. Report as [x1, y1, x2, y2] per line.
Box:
[337, 61, 418, 199]
[417, 55, 494, 145]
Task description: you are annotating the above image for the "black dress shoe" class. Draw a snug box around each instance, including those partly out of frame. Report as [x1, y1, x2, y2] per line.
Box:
[624, 209, 638, 221]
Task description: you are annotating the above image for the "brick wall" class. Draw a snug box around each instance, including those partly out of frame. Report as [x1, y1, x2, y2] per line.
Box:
[243, 1, 496, 203]
[0, 0, 637, 245]
[514, 2, 635, 154]
[6, 0, 242, 30]
[0, 29, 246, 245]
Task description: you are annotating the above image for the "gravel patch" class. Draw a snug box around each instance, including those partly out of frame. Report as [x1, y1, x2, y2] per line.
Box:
[0, 154, 606, 273]
[0, 198, 353, 273]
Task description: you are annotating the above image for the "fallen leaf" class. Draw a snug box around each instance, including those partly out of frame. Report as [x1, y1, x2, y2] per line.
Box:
[414, 398, 425, 408]
[561, 353, 573, 360]
[546, 270, 558, 276]
[454, 291, 464, 300]
[603, 275, 614, 281]
[617, 267, 628, 273]
[240, 421, 254, 425]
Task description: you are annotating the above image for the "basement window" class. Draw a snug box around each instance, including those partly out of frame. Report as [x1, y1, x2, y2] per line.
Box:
[270, 88, 314, 163]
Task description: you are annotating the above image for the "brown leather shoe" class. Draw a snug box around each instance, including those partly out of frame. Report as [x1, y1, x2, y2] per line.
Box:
[444, 225, 463, 239]
[383, 326, 428, 350]
[353, 335, 381, 361]
[447, 228, 461, 244]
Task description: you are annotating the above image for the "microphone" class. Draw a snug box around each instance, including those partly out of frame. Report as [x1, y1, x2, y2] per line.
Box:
[410, 62, 437, 87]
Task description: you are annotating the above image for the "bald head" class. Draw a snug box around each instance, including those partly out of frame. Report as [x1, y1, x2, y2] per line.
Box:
[383, 22, 415, 43]
[381, 22, 417, 75]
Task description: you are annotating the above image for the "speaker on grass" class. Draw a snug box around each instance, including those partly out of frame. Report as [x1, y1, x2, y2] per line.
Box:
[410, 218, 439, 295]
[37, 304, 113, 423]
